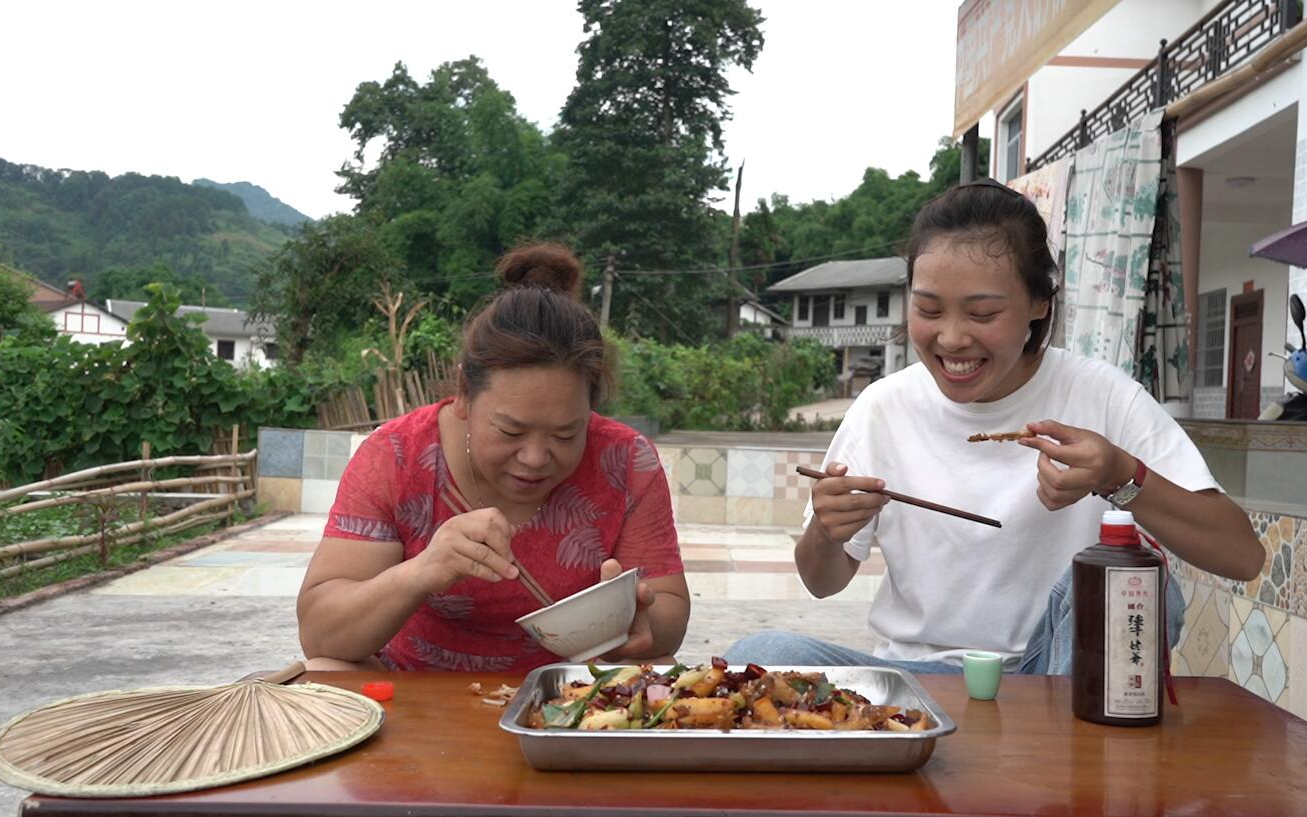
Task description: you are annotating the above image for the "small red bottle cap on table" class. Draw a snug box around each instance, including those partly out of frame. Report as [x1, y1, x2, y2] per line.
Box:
[361, 681, 394, 702]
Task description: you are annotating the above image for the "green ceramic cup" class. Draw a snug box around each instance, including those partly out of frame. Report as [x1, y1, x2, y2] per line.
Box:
[963, 650, 1003, 700]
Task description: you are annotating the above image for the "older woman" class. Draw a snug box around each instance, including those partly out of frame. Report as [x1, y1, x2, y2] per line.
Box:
[297, 243, 689, 671]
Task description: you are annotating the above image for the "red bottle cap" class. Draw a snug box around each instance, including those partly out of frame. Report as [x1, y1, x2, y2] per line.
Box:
[1100, 509, 1140, 546]
[361, 681, 394, 702]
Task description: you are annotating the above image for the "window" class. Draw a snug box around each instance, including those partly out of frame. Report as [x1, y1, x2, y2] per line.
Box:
[833, 295, 846, 320]
[876, 290, 890, 318]
[1000, 101, 1023, 182]
[217, 339, 235, 361]
[855, 305, 868, 325]
[1196, 289, 1226, 387]
[797, 296, 809, 322]
[263, 342, 279, 361]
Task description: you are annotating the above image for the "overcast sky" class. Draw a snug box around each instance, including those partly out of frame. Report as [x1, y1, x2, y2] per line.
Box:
[2, 1, 967, 220]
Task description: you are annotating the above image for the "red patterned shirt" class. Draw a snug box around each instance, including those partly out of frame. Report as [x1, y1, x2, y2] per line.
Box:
[322, 400, 682, 672]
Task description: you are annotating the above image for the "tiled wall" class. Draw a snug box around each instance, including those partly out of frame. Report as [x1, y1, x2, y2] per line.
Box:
[1192, 387, 1226, 420]
[1192, 386, 1296, 419]
[257, 429, 825, 527]
[256, 428, 367, 515]
[1172, 511, 1307, 720]
[662, 446, 824, 527]
[1171, 419, 1307, 720]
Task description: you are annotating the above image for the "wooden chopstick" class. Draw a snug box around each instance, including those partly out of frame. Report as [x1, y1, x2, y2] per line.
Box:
[437, 487, 554, 606]
[795, 465, 1001, 528]
[513, 560, 554, 607]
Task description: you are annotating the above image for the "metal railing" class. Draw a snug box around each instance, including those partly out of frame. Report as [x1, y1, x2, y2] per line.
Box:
[1029, 0, 1300, 169]
[779, 324, 906, 347]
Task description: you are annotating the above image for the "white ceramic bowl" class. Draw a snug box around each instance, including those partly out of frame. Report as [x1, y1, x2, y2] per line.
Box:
[515, 568, 639, 662]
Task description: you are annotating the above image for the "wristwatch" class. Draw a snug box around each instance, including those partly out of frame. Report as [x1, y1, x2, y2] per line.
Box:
[1097, 459, 1148, 508]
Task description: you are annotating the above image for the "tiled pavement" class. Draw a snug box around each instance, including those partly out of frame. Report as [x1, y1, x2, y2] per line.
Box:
[98, 515, 885, 626]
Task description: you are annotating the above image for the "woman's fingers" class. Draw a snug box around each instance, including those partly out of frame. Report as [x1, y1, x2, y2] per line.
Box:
[460, 509, 515, 555]
[451, 536, 519, 581]
[813, 475, 885, 498]
[423, 508, 520, 586]
[815, 491, 888, 514]
[599, 558, 622, 582]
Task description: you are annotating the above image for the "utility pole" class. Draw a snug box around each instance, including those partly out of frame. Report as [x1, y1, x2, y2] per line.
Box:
[727, 161, 745, 337]
[600, 254, 615, 329]
[960, 124, 979, 183]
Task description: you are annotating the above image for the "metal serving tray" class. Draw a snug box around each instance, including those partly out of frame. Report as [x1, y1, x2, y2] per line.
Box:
[499, 664, 957, 773]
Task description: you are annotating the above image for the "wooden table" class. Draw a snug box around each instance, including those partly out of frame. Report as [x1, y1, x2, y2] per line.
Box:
[22, 671, 1307, 816]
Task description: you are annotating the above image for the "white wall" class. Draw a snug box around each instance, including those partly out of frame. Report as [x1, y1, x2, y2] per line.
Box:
[790, 286, 905, 327]
[49, 303, 128, 345]
[214, 335, 277, 369]
[1199, 221, 1292, 389]
[1021, 0, 1214, 162]
[1176, 72, 1300, 170]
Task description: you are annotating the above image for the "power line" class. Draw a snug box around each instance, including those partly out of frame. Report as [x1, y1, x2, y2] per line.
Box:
[611, 237, 910, 277]
[366, 234, 911, 295]
[623, 288, 699, 346]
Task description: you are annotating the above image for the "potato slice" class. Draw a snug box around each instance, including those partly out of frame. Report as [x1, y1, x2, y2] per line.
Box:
[669, 696, 735, 728]
[783, 710, 834, 730]
[579, 707, 631, 730]
[690, 666, 726, 697]
[751, 696, 782, 725]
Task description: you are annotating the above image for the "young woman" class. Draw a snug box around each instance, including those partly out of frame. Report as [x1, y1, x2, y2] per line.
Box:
[726, 180, 1262, 673]
[297, 243, 689, 671]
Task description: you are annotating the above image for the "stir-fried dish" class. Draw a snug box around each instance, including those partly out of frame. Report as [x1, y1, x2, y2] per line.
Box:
[526, 658, 936, 731]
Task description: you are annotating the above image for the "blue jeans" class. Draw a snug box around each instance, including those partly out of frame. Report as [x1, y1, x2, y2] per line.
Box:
[722, 566, 1186, 675]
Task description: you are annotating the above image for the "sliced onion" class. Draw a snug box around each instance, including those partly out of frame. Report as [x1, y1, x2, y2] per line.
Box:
[646, 684, 672, 705]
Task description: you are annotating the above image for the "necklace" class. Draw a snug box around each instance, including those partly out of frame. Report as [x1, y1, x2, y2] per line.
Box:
[466, 431, 486, 509]
[466, 430, 546, 525]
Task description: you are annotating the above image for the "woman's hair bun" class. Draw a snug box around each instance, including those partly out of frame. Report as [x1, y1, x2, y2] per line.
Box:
[496, 242, 584, 299]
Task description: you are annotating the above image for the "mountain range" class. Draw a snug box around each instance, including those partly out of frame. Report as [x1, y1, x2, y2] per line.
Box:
[191, 179, 312, 227]
[0, 159, 303, 305]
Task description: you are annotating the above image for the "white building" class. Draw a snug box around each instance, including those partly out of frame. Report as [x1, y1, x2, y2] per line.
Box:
[957, 0, 1303, 419]
[737, 299, 786, 339]
[768, 258, 914, 394]
[106, 300, 279, 369]
[7, 269, 130, 345]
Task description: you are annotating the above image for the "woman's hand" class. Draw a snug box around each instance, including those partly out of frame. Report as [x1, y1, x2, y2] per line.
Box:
[1020, 420, 1137, 511]
[598, 558, 657, 661]
[809, 461, 889, 545]
[409, 508, 519, 593]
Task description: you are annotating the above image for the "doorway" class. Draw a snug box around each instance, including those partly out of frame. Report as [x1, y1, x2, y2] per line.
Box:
[1226, 290, 1263, 419]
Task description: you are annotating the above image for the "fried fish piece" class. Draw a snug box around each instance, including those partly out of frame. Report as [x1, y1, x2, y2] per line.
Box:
[967, 430, 1035, 442]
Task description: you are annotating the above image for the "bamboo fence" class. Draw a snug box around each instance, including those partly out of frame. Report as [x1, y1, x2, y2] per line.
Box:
[316, 350, 456, 432]
[0, 436, 258, 581]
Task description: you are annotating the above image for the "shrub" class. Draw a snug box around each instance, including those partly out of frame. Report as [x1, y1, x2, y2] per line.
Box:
[607, 333, 835, 431]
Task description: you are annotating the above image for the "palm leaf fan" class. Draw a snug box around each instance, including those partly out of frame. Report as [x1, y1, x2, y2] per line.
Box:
[0, 662, 383, 798]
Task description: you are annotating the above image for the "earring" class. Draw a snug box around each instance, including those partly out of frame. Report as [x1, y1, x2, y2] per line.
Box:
[1024, 327, 1032, 345]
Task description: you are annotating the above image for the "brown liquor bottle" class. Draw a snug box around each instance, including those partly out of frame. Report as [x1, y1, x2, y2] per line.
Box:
[1072, 509, 1163, 726]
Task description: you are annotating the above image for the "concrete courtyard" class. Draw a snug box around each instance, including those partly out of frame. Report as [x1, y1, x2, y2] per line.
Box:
[0, 512, 883, 814]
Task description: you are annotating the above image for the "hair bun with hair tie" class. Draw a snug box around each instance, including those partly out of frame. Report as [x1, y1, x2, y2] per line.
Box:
[496, 243, 584, 299]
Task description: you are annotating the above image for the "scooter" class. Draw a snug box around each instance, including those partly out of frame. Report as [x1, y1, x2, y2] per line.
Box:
[1258, 293, 1307, 421]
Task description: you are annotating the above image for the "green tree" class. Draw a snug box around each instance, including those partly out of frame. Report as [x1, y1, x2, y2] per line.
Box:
[741, 136, 992, 300]
[249, 215, 403, 364]
[336, 58, 562, 306]
[0, 267, 43, 337]
[89, 262, 231, 307]
[554, 0, 764, 342]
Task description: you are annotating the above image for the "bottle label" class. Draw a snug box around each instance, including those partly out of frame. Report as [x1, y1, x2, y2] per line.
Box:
[1104, 566, 1159, 718]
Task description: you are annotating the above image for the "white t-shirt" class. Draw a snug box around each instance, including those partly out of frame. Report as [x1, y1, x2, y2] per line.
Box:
[808, 347, 1219, 668]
